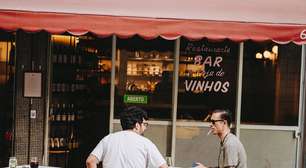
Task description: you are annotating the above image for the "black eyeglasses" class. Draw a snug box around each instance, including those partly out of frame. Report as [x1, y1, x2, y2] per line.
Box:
[142, 122, 149, 127]
[210, 119, 224, 125]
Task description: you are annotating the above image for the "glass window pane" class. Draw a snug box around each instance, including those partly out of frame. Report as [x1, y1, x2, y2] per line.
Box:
[175, 126, 219, 167]
[177, 38, 239, 120]
[241, 41, 301, 125]
[241, 129, 296, 168]
[50, 35, 112, 168]
[0, 31, 15, 167]
[114, 37, 175, 120]
[113, 122, 171, 157]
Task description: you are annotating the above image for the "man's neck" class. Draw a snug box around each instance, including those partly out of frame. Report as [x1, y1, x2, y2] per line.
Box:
[131, 128, 141, 135]
[219, 129, 231, 142]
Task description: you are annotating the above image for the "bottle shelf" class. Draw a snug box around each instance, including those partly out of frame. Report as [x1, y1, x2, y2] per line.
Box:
[128, 57, 174, 62]
[49, 150, 70, 154]
[50, 36, 113, 168]
[127, 75, 161, 80]
[50, 44, 99, 160]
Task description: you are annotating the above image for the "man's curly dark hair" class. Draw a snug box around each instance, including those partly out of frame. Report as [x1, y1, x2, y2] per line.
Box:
[120, 106, 148, 130]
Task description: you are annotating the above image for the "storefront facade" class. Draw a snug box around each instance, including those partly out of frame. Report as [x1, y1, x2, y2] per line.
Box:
[0, 1, 306, 168]
[111, 37, 305, 168]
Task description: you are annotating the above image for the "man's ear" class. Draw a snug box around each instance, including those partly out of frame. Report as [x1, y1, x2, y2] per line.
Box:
[135, 122, 140, 129]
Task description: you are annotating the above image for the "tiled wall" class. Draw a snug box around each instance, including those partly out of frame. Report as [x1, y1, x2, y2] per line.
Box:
[14, 31, 50, 165]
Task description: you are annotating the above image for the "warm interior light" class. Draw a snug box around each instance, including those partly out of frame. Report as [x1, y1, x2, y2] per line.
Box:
[75, 37, 80, 45]
[256, 53, 263, 59]
[52, 35, 78, 46]
[0, 42, 13, 62]
[263, 50, 271, 59]
[272, 45, 278, 54]
[255, 45, 278, 63]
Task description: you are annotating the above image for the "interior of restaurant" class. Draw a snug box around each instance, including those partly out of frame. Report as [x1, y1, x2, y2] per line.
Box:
[0, 31, 15, 167]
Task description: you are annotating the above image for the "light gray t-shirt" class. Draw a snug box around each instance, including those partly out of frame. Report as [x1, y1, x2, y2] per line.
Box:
[90, 130, 166, 168]
[218, 133, 247, 168]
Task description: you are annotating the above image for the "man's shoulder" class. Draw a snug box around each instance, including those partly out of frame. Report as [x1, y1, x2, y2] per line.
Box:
[225, 133, 243, 146]
[105, 131, 155, 145]
[225, 133, 246, 152]
[227, 133, 239, 141]
[125, 132, 155, 146]
[107, 131, 148, 139]
[102, 131, 125, 140]
[106, 130, 129, 137]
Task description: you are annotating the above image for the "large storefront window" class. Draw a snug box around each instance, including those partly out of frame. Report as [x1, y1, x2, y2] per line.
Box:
[114, 37, 175, 120]
[177, 38, 239, 121]
[0, 31, 15, 167]
[241, 41, 302, 126]
[50, 35, 111, 168]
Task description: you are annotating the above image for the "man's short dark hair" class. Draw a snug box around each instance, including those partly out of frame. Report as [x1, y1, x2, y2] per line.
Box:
[120, 106, 148, 130]
[211, 109, 232, 127]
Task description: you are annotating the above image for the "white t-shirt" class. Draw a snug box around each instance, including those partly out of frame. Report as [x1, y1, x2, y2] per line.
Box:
[91, 130, 166, 168]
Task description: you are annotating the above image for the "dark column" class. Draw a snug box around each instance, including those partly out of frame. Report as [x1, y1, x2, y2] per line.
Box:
[14, 31, 50, 165]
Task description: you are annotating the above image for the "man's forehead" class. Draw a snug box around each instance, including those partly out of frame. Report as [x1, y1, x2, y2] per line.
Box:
[211, 113, 222, 119]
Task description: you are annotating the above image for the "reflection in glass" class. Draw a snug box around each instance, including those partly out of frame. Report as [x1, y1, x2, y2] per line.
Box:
[50, 35, 112, 168]
[0, 31, 15, 167]
[242, 41, 301, 125]
[114, 36, 175, 120]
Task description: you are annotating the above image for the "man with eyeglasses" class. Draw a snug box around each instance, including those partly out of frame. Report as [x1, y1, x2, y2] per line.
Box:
[86, 106, 168, 168]
[195, 109, 247, 168]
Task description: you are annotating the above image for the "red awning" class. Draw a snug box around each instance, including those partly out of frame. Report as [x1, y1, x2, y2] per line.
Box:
[0, 0, 306, 44]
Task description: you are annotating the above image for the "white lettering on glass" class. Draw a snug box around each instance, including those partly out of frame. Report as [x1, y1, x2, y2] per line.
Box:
[300, 29, 306, 40]
[184, 80, 230, 93]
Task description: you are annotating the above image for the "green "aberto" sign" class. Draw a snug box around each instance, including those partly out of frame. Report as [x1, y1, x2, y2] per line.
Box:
[124, 94, 148, 104]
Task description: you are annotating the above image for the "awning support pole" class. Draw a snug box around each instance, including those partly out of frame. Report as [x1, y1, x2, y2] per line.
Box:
[171, 38, 180, 166]
[109, 35, 117, 133]
[297, 44, 306, 168]
[235, 42, 244, 138]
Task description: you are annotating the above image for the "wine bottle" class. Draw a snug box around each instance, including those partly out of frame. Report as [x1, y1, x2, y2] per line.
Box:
[60, 83, 65, 93]
[57, 45, 63, 64]
[49, 104, 55, 121]
[49, 127, 55, 150]
[54, 137, 60, 149]
[71, 104, 75, 122]
[52, 83, 56, 93]
[56, 83, 61, 93]
[62, 46, 68, 64]
[66, 104, 71, 122]
[59, 137, 65, 150]
[55, 104, 61, 122]
[71, 47, 76, 65]
[71, 83, 75, 92]
[52, 44, 58, 64]
[73, 131, 78, 149]
[61, 104, 67, 122]
[77, 47, 83, 65]
[68, 129, 74, 150]
[50, 137, 54, 150]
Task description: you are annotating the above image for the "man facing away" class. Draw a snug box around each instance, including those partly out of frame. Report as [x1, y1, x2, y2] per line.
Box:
[86, 106, 168, 168]
[195, 109, 247, 168]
